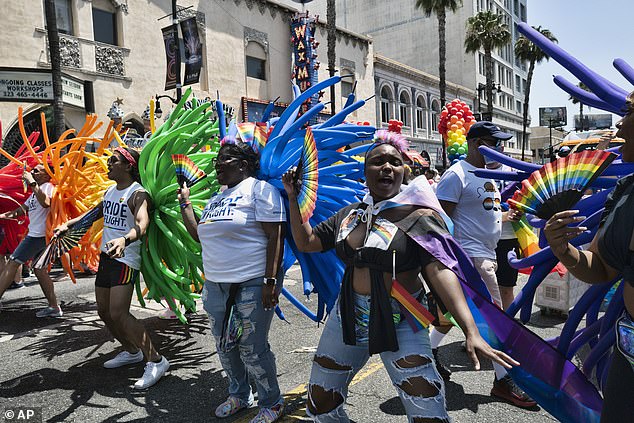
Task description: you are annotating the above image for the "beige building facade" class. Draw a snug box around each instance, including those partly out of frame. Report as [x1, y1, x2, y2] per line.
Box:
[287, 0, 533, 161]
[0, 0, 374, 153]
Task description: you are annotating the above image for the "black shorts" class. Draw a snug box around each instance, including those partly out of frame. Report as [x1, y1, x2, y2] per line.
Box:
[495, 238, 520, 287]
[95, 252, 140, 288]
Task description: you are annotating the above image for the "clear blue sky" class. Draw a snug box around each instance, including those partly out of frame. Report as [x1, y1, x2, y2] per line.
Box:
[527, 0, 632, 131]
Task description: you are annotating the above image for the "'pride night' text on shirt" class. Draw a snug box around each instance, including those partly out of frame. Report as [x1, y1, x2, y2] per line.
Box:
[103, 198, 129, 228]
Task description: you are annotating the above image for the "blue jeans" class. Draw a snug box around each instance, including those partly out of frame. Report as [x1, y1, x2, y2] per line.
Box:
[11, 236, 46, 264]
[307, 294, 450, 423]
[202, 277, 282, 408]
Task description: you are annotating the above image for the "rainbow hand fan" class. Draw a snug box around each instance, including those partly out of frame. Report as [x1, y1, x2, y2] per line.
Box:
[511, 215, 540, 258]
[508, 150, 616, 219]
[34, 207, 102, 269]
[171, 154, 206, 188]
[295, 127, 319, 223]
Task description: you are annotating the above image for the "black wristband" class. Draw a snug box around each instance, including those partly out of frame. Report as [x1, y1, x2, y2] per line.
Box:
[124, 235, 132, 246]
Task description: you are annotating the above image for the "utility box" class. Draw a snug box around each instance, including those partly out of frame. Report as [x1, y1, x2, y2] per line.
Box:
[535, 271, 591, 315]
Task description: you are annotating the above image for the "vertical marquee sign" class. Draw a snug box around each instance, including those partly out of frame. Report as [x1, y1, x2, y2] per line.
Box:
[290, 13, 319, 117]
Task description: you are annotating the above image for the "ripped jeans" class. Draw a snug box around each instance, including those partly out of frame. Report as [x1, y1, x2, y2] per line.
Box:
[202, 278, 282, 408]
[307, 293, 450, 423]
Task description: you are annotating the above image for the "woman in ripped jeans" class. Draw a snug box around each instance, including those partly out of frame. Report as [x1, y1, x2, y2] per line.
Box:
[282, 132, 518, 422]
[179, 141, 286, 423]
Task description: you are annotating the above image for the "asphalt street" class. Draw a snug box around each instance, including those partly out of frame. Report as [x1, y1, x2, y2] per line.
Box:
[0, 266, 569, 422]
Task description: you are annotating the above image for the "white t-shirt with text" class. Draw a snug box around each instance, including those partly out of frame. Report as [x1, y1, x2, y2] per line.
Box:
[198, 177, 286, 283]
[436, 160, 502, 259]
[25, 182, 54, 237]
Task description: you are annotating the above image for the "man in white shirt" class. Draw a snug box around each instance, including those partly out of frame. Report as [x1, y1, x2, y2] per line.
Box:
[0, 164, 61, 317]
[434, 121, 536, 409]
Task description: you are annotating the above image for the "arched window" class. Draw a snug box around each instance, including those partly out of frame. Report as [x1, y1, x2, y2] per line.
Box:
[431, 99, 441, 132]
[399, 91, 411, 128]
[246, 41, 267, 80]
[415, 95, 427, 134]
[380, 85, 393, 124]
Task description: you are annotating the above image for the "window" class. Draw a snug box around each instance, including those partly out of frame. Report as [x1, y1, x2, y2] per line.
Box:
[515, 74, 521, 92]
[246, 42, 267, 80]
[341, 80, 354, 98]
[516, 100, 522, 113]
[53, 0, 73, 35]
[399, 91, 411, 127]
[416, 96, 427, 133]
[514, 0, 519, 16]
[431, 99, 441, 132]
[520, 3, 526, 21]
[380, 86, 393, 124]
[522, 78, 527, 94]
[246, 56, 266, 80]
[478, 54, 486, 76]
[92, 8, 117, 45]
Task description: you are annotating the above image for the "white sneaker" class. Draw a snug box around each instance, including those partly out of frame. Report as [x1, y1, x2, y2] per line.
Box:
[134, 356, 169, 389]
[103, 350, 144, 369]
[35, 306, 63, 318]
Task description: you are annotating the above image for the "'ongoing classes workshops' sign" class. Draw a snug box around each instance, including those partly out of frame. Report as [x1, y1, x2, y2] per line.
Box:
[290, 13, 319, 116]
[0, 67, 86, 108]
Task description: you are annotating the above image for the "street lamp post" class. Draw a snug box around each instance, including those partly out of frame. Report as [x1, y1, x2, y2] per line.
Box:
[154, 94, 179, 118]
[476, 82, 501, 122]
[171, 0, 182, 102]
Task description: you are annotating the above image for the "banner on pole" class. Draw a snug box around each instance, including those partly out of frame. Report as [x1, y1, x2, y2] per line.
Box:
[180, 17, 202, 86]
[162, 26, 179, 90]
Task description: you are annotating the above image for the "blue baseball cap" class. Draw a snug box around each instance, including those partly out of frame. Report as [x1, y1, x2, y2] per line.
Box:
[467, 121, 513, 141]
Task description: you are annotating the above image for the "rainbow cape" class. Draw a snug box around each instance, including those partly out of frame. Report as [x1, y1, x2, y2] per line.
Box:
[389, 179, 603, 423]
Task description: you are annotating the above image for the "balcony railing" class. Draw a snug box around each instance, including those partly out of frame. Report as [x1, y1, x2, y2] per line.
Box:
[38, 29, 129, 79]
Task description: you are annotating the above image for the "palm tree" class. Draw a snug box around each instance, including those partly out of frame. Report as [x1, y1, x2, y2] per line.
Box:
[514, 26, 557, 160]
[44, 0, 65, 141]
[415, 0, 463, 169]
[327, 0, 336, 115]
[464, 10, 511, 118]
[569, 82, 591, 131]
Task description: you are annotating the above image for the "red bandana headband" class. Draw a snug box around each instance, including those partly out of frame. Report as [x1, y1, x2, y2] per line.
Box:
[114, 147, 137, 167]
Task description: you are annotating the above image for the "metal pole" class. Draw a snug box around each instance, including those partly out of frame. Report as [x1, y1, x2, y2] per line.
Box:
[549, 119, 553, 161]
[172, 0, 182, 101]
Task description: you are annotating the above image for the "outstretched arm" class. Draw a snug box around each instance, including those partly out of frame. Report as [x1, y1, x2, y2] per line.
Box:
[424, 260, 519, 370]
[0, 204, 27, 220]
[54, 202, 104, 235]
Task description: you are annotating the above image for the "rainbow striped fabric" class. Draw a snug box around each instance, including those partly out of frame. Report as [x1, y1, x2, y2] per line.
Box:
[391, 279, 435, 331]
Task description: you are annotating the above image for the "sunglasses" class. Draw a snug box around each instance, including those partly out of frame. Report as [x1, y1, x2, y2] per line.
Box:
[31, 168, 43, 174]
[480, 138, 504, 149]
[212, 156, 241, 166]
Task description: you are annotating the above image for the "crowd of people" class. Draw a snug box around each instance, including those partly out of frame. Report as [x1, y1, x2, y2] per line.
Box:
[1, 94, 633, 422]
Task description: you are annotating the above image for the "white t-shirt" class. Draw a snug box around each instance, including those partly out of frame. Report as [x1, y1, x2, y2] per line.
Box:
[101, 182, 145, 270]
[436, 160, 502, 259]
[493, 164, 517, 240]
[24, 182, 54, 237]
[198, 177, 286, 283]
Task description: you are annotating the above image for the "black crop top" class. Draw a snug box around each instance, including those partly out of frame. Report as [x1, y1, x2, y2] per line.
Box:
[313, 202, 437, 274]
[313, 202, 439, 354]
